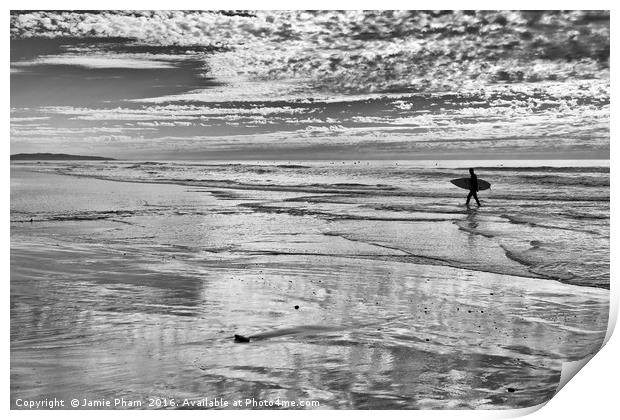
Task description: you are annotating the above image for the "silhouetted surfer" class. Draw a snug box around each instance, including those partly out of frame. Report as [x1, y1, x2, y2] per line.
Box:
[466, 168, 481, 207]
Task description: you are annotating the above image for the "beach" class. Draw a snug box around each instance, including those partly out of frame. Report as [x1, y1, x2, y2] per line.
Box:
[10, 161, 610, 409]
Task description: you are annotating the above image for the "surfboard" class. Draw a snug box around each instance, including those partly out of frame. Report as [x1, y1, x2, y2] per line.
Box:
[450, 178, 491, 191]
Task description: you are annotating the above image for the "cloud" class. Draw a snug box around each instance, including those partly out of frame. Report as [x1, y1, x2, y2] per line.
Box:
[11, 11, 609, 96]
[11, 116, 50, 122]
[9, 11, 610, 159]
[12, 54, 178, 69]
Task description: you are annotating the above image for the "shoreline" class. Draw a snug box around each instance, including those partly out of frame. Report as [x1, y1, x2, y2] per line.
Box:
[11, 166, 610, 289]
[10, 164, 610, 409]
[10, 234, 609, 409]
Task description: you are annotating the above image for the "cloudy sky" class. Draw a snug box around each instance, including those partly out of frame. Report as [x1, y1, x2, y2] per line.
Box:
[10, 10, 609, 160]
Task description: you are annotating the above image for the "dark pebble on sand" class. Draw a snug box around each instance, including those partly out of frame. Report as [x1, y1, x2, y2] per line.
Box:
[507, 388, 516, 393]
[294, 305, 299, 310]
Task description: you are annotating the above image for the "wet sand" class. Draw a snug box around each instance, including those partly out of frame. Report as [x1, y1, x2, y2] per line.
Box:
[10, 167, 609, 409]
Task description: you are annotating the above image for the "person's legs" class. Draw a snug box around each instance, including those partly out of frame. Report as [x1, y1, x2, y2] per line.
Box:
[466, 191, 473, 205]
[473, 192, 481, 206]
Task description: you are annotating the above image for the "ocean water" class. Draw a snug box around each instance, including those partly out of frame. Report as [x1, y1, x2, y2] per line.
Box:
[12, 160, 610, 288]
[10, 160, 610, 409]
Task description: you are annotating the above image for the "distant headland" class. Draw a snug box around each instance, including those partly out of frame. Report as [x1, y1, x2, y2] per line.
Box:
[11, 153, 115, 161]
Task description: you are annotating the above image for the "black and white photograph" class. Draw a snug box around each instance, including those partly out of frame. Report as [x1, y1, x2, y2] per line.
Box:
[9, 8, 611, 410]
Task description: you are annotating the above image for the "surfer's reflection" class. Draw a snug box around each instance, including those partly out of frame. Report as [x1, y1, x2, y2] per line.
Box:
[465, 206, 479, 249]
[465, 168, 481, 207]
[465, 207, 478, 227]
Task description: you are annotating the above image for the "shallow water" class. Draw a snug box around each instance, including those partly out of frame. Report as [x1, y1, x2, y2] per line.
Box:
[10, 162, 609, 409]
[12, 160, 610, 287]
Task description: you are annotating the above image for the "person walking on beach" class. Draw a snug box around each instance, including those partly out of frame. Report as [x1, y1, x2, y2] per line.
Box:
[466, 168, 481, 207]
